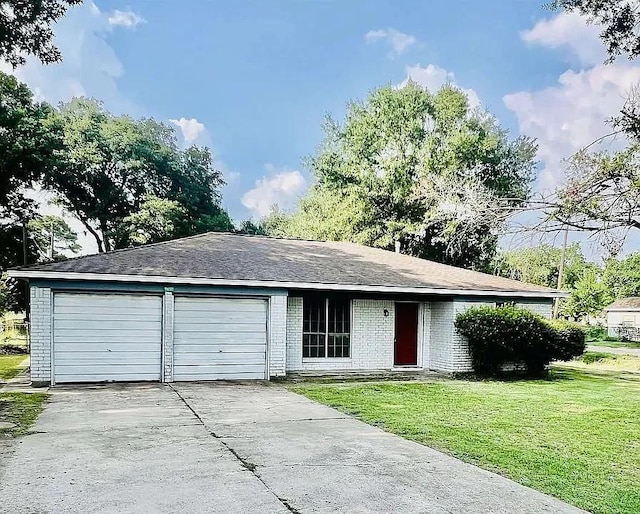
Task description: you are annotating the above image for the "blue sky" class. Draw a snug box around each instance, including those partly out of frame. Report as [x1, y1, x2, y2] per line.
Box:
[5, 0, 638, 257]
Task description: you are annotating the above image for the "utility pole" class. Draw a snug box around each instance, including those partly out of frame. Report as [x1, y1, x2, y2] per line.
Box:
[49, 218, 55, 260]
[22, 223, 29, 320]
[553, 227, 569, 319]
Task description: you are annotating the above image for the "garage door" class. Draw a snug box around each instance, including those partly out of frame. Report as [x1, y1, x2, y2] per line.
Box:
[53, 293, 163, 383]
[173, 297, 267, 381]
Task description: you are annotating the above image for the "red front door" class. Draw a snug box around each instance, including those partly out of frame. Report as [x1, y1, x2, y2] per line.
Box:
[394, 303, 418, 366]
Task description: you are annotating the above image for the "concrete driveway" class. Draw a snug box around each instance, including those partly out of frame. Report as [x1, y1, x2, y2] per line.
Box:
[0, 383, 585, 514]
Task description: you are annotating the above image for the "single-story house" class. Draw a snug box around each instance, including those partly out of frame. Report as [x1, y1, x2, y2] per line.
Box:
[604, 297, 640, 340]
[9, 233, 564, 386]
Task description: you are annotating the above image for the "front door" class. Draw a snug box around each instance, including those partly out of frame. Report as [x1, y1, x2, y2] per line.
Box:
[394, 303, 418, 366]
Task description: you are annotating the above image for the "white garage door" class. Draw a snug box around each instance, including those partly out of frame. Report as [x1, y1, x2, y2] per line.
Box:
[53, 293, 163, 383]
[173, 297, 267, 381]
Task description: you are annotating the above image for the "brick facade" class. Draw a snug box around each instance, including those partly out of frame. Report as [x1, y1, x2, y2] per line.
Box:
[162, 290, 174, 382]
[284, 296, 555, 374]
[268, 294, 287, 377]
[29, 286, 52, 385]
[27, 282, 555, 383]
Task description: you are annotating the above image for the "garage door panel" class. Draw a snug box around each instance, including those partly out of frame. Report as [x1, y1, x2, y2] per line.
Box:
[174, 351, 265, 365]
[53, 293, 162, 383]
[55, 315, 160, 330]
[54, 363, 160, 374]
[174, 334, 266, 344]
[173, 297, 267, 381]
[173, 344, 265, 353]
[174, 300, 265, 312]
[55, 373, 161, 383]
[55, 352, 161, 364]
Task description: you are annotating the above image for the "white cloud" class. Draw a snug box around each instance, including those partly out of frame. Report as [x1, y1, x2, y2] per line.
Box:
[1, 1, 142, 114]
[107, 9, 145, 28]
[505, 12, 640, 191]
[400, 63, 481, 109]
[521, 11, 604, 66]
[169, 117, 207, 145]
[241, 165, 306, 217]
[366, 28, 416, 56]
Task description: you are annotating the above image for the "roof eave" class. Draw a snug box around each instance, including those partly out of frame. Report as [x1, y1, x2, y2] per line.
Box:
[7, 269, 568, 299]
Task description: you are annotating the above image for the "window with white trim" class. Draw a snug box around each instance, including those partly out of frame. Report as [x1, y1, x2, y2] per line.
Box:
[303, 297, 350, 358]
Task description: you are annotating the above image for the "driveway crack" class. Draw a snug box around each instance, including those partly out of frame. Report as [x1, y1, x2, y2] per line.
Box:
[168, 384, 300, 513]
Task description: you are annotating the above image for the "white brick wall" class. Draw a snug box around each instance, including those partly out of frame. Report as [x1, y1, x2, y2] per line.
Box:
[286, 298, 398, 372]
[162, 290, 174, 382]
[269, 294, 287, 377]
[427, 298, 556, 373]
[286, 297, 303, 371]
[29, 286, 52, 385]
[419, 303, 431, 368]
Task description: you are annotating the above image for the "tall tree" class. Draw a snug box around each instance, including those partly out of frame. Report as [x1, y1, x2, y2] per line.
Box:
[0, 0, 82, 67]
[270, 83, 536, 270]
[603, 253, 640, 299]
[27, 215, 81, 260]
[0, 71, 62, 221]
[551, 0, 640, 62]
[46, 98, 232, 252]
[495, 243, 592, 290]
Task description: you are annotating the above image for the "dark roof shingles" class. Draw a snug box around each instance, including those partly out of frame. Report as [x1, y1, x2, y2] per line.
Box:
[20, 233, 557, 294]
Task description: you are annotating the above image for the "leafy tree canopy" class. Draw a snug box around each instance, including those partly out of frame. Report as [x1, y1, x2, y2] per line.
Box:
[551, 0, 640, 62]
[495, 243, 593, 290]
[46, 98, 232, 252]
[27, 214, 81, 259]
[267, 83, 536, 270]
[0, 0, 82, 67]
[603, 253, 640, 299]
[0, 71, 63, 221]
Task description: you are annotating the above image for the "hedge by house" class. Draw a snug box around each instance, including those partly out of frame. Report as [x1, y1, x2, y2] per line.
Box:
[454, 305, 586, 376]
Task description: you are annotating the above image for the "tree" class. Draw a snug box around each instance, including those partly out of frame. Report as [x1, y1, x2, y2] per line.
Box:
[27, 215, 81, 259]
[0, 0, 82, 67]
[495, 243, 593, 289]
[551, 1, 640, 62]
[0, 71, 63, 221]
[603, 253, 640, 299]
[562, 268, 613, 320]
[272, 83, 536, 270]
[46, 98, 232, 252]
[541, 147, 640, 255]
[118, 195, 186, 246]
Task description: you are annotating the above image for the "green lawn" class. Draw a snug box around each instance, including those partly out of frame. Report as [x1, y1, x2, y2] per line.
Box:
[293, 369, 640, 514]
[0, 393, 47, 437]
[589, 339, 640, 349]
[0, 354, 27, 381]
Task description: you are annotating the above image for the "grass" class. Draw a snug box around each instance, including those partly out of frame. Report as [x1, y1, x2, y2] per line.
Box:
[0, 393, 47, 437]
[0, 354, 27, 381]
[556, 351, 640, 373]
[293, 369, 640, 514]
[589, 339, 640, 349]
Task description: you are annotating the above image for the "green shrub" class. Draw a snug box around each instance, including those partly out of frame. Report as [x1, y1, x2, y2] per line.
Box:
[454, 306, 586, 376]
[548, 320, 587, 362]
[585, 325, 606, 341]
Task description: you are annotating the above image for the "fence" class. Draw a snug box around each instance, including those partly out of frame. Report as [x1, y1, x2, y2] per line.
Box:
[611, 325, 640, 342]
[0, 320, 30, 351]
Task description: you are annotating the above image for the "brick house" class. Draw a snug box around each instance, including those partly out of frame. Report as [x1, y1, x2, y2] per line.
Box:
[9, 233, 563, 386]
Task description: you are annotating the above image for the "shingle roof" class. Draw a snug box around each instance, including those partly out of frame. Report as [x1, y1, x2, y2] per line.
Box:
[605, 297, 640, 311]
[12, 232, 561, 296]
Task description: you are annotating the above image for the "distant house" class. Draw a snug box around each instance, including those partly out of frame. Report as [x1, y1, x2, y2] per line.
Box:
[9, 233, 564, 386]
[604, 297, 640, 340]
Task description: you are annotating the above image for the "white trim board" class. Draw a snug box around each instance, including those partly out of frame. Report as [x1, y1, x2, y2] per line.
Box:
[8, 270, 568, 299]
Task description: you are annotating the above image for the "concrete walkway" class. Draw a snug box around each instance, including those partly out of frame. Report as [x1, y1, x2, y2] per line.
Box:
[0, 383, 585, 514]
[588, 344, 640, 357]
